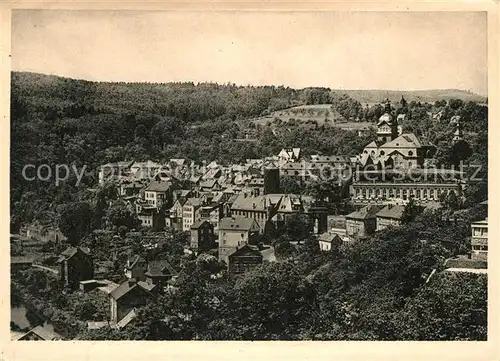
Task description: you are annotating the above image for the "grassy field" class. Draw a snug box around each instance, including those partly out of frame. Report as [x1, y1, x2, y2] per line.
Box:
[251, 104, 374, 130]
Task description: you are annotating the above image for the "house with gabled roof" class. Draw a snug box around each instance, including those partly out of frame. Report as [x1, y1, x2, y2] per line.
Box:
[376, 204, 407, 231]
[16, 326, 63, 341]
[228, 244, 263, 275]
[57, 246, 93, 287]
[277, 147, 301, 162]
[218, 217, 260, 263]
[145, 260, 177, 286]
[109, 279, 156, 324]
[199, 179, 221, 192]
[144, 180, 173, 209]
[190, 219, 215, 252]
[168, 198, 187, 231]
[345, 205, 382, 238]
[124, 255, 147, 282]
[317, 231, 344, 252]
[182, 197, 204, 231]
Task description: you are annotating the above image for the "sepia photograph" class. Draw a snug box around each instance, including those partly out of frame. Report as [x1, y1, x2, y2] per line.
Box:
[7, 8, 490, 343]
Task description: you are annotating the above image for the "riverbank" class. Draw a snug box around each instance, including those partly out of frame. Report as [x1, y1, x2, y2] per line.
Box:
[11, 270, 86, 339]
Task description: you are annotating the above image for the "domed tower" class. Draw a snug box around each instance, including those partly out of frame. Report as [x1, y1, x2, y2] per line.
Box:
[452, 121, 464, 144]
[377, 99, 398, 144]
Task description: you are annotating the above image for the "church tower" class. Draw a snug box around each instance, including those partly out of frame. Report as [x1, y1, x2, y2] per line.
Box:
[377, 99, 398, 144]
[400, 95, 408, 109]
[452, 121, 464, 144]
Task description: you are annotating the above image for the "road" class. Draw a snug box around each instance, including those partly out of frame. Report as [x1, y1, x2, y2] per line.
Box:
[32, 264, 59, 275]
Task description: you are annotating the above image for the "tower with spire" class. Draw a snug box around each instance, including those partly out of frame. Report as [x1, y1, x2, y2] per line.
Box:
[400, 95, 408, 109]
[376, 98, 398, 144]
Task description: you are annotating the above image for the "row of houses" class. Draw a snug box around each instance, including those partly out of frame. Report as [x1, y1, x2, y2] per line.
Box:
[318, 201, 489, 269]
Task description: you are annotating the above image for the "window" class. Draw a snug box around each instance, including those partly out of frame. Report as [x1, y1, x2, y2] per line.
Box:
[380, 151, 385, 156]
[408, 151, 413, 157]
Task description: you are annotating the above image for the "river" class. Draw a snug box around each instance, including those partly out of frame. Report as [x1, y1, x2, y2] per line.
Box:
[11, 304, 55, 334]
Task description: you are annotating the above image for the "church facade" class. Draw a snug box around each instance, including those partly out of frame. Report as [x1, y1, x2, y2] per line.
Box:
[350, 99, 463, 206]
[356, 100, 434, 170]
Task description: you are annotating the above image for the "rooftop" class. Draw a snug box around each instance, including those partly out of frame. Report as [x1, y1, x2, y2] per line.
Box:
[110, 280, 156, 300]
[146, 260, 177, 277]
[144, 180, 171, 192]
[219, 217, 256, 231]
[346, 205, 381, 220]
[376, 205, 406, 220]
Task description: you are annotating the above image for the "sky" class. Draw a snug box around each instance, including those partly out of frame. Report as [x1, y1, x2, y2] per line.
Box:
[11, 10, 488, 95]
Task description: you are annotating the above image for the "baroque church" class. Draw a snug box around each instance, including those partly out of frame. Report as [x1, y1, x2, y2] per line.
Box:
[356, 99, 435, 170]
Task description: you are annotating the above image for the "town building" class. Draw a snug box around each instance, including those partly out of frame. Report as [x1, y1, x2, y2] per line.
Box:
[277, 148, 301, 162]
[144, 260, 177, 286]
[279, 161, 313, 181]
[356, 100, 435, 170]
[136, 201, 164, 230]
[452, 121, 465, 144]
[57, 246, 94, 288]
[309, 155, 350, 172]
[98, 160, 134, 184]
[350, 169, 462, 206]
[168, 198, 186, 231]
[182, 197, 203, 231]
[317, 231, 344, 251]
[190, 219, 215, 252]
[357, 126, 373, 137]
[218, 217, 260, 263]
[16, 326, 62, 341]
[10, 256, 34, 271]
[471, 218, 488, 261]
[345, 205, 381, 238]
[199, 203, 224, 231]
[230, 192, 327, 236]
[228, 244, 263, 275]
[124, 255, 147, 282]
[119, 181, 144, 197]
[376, 204, 406, 231]
[109, 279, 156, 324]
[143, 180, 173, 209]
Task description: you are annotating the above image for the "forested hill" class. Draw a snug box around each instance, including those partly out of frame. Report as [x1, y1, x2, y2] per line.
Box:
[333, 89, 486, 104]
[12, 72, 486, 114]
